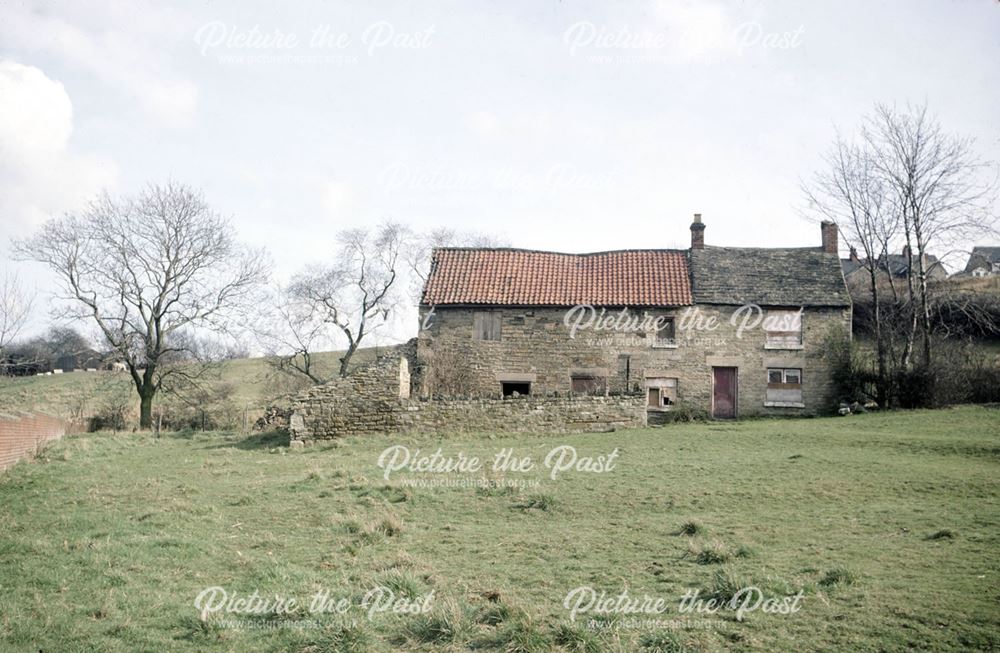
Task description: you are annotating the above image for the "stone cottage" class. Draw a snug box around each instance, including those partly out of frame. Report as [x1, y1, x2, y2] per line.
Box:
[415, 216, 852, 418]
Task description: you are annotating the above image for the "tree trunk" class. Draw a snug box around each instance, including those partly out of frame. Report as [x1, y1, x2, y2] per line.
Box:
[915, 252, 932, 367]
[338, 342, 358, 378]
[868, 269, 889, 407]
[139, 390, 154, 430]
[901, 232, 917, 370]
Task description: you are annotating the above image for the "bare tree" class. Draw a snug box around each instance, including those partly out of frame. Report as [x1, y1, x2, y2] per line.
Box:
[290, 222, 408, 378]
[255, 285, 333, 385]
[865, 102, 998, 366]
[13, 183, 268, 428]
[0, 270, 33, 360]
[803, 136, 898, 405]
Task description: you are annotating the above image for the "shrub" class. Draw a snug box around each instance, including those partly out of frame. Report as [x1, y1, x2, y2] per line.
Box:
[657, 402, 709, 423]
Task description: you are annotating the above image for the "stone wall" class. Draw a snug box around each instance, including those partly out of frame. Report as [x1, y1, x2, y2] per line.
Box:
[288, 349, 646, 441]
[395, 394, 645, 436]
[416, 304, 852, 417]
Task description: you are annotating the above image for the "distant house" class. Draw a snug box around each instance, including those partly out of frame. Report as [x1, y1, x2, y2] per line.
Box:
[841, 245, 948, 284]
[962, 247, 1000, 277]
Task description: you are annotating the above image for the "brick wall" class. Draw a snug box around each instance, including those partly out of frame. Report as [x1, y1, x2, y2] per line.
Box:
[0, 412, 67, 472]
[416, 304, 852, 417]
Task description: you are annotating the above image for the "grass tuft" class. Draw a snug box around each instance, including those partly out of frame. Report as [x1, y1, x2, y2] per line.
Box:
[640, 629, 684, 652]
[491, 616, 549, 653]
[476, 601, 514, 626]
[707, 567, 755, 603]
[405, 601, 466, 644]
[376, 569, 423, 599]
[677, 520, 704, 536]
[514, 493, 556, 512]
[925, 528, 957, 540]
[819, 567, 859, 587]
[553, 622, 602, 653]
[690, 540, 730, 565]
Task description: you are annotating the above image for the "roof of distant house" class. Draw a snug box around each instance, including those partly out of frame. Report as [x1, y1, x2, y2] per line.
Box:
[964, 246, 1000, 273]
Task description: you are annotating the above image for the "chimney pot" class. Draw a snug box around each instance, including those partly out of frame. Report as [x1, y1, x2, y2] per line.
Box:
[820, 220, 838, 254]
[690, 213, 706, 249]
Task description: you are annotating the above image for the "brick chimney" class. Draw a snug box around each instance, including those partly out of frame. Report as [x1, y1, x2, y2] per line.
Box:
[820, 220, 838, 254]
[690, 213, 705, 250]
[849, 246, 859, 263]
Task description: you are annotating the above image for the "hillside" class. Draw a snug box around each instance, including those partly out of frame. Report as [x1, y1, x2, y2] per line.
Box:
[0, 347, 383, 425]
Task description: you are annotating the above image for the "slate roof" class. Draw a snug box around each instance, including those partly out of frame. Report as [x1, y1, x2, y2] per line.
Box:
[841, 253, 947, 278]
[690, 247, 851, 307]
[841, 258, 864, 277]
[964, 246, 1000, 273]
[421, 248, 692, 306]
[880, 253, 945, 277]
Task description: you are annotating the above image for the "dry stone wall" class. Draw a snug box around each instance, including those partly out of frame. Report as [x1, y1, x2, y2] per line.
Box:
[288, 349, 646, 442]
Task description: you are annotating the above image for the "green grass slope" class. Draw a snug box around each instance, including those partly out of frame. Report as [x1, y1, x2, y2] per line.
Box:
[0, 406, 997, 651]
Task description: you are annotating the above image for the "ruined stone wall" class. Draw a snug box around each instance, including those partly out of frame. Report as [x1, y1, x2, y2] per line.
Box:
[288, 347, 646, 441]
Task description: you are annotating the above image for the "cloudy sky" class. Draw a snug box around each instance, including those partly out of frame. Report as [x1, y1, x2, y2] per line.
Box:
[1, 0, 998, 340]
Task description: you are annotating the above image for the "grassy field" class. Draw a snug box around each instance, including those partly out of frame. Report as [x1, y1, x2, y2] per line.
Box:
[1, 407, 998, 652]
[0, 348, 381, 422]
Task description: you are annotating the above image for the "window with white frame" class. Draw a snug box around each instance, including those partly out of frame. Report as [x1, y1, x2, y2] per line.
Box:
[765, 368, 803, 407]
[764, 309, 803, 348]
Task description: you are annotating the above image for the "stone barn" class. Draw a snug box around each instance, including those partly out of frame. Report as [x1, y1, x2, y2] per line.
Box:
[415, 215, 851, 420]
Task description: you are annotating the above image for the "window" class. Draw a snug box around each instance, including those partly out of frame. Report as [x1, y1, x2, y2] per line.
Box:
[653, 315, 676, 348]
[501, 382, 530, 397]
[764, 309, 802, 348]
[765, 368, 803, 407]
[571, 375, 607, 396]
[767, 368, 802, 387]
[473, 310, 502, 341]
[646, 378, 678, 409]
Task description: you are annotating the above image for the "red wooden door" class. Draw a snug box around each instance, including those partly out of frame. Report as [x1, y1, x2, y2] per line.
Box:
[712, 367, 738, 419]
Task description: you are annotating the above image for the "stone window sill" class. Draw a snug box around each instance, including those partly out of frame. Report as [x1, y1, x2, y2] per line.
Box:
[764, 344, 803, 350]
[764, 401, 805, 408]
[651, 343, 679, 349]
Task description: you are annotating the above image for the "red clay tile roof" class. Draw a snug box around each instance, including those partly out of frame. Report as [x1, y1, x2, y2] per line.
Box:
[422, 248, 693, 306]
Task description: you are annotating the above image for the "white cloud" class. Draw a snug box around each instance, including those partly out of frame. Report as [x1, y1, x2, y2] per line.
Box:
[0, 61, 117, 233]
[0, 5, 198, 127]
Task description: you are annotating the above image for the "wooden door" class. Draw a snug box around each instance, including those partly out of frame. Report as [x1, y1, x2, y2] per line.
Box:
[712, 367, 738, 419]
